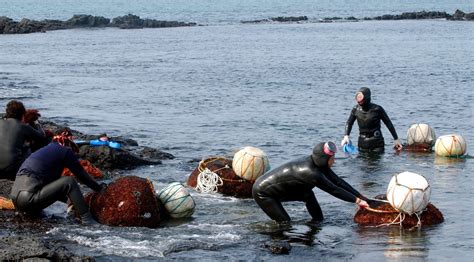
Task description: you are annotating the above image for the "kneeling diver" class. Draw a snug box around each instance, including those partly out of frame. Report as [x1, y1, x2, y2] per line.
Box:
[252, 142, 370, 222]
[10, 128, 105, 224]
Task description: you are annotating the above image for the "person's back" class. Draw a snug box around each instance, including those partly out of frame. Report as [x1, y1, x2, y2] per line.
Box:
[0, 100, 48, 179]
[254, 156, 317, 199]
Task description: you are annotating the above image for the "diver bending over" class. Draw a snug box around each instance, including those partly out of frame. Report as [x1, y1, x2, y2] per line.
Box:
[341, 87, 402, 153]
[252, 142, 369, 222]
[10, 128, 105, 224]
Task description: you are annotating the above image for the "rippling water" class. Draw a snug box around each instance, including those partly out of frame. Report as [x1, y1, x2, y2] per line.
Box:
[1, 1, 473, 260]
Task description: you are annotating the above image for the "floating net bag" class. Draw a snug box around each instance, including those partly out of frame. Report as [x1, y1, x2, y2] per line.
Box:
[232, 146, 270, 182]
[387, 171, 431, 216]
[435, 134, 467, 157]
[157, 182, 195, 218]
[406, 123, 436, 146]
[85, 176, 164, 227]
[187, 157, 254, 198]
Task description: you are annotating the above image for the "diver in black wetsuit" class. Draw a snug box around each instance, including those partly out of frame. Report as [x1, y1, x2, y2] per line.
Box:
[252, 142, 370, 222]
[0, 100, 49, 180]
[10, 128, 105, 224]
[341, 87, 402, 153]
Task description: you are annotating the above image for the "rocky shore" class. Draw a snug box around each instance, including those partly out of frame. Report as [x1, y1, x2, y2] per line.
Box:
[0, 119, 174, 260]
[241, 9, 473, 23]
[0, 13, 197, 34]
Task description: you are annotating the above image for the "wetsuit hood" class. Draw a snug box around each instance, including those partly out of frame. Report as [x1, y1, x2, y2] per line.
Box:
[311, 142, 336, 168]
[355, 87, 371, 106]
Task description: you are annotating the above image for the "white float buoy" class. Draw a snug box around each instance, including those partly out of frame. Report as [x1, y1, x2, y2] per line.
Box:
[386, 171, 431, 215]
[232, 146, 270, 182]
[406, 123, 436, 146]
[157, 182, 195, 218]
[434, 134, 467, 157]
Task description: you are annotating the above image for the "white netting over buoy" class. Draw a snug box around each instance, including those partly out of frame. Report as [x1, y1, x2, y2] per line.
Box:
[196, 168, 223, 194]
[157, 182, 195, 218]
[386, 171, 431, 216]
[406, 123, 436, 146]
[435, 134, 467, 157]
[232, 146, 270, 182]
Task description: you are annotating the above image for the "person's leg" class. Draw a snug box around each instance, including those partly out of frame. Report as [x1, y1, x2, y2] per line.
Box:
[254, 193, 291, 222]
[304, 193, 323, 222]
[29, 176, 89, 215]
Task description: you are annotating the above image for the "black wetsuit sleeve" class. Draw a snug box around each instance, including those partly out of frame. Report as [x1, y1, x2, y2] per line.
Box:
[379, 106, 398, 140]
[64, 150, 102, 192]
[23, 124, 49, 147]
[344, 107, 357, 136]
[323, 168, 367, 201]
[315, 171, 357, 203]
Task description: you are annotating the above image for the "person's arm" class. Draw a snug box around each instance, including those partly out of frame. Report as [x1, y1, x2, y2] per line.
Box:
[379, 106, 402, 150]
[379, 106, 398, 140]
[344, 107, 357, 136]
[314, 170, 357, 203]
[64, 149, 102, 192]
[323, 168, 368, 201]
[23, 124, 49, 146]
[341, 107, 357, 146]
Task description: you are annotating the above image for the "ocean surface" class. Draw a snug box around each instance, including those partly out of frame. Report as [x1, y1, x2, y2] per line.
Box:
[1, 0, 473, 260]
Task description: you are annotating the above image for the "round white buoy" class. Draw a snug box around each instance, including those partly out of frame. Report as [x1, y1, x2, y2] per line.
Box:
[434, 134, 467, 157]
[232, 146, 270, 182]
[157, 182, 195, 218]
[406, 123, 436, 146]
[386, 171, 431, 215]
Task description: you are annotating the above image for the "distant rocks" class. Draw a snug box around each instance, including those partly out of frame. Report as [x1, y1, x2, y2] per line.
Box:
[242, 16, 308, 24]
[241, 9, 473, 24]
[0, 14, 197, 34]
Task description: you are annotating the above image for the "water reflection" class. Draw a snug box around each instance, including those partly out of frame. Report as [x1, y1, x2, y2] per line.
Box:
[383, 227, 430, 260]
[356, 226, 430, 260]
[252, 220, 324, 250]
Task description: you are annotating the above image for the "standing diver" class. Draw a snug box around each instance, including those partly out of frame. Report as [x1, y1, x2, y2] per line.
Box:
[252, 142, 370, 222]
[10, 128, 105, 224]
[340, 87, 402, 153]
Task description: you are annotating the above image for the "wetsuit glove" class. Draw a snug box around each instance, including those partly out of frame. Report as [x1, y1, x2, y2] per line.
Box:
[393, 139, 402, 151]
[341, 135, 351, 147]
[356, 197, 369, 209]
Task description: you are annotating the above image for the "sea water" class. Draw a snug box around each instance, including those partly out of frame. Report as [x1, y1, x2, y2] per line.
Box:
[0, 0, 473, 260]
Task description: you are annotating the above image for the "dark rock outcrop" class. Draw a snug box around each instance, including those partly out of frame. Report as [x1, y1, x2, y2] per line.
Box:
[0, 14, 196, 34]
[41, 119, 173, 171]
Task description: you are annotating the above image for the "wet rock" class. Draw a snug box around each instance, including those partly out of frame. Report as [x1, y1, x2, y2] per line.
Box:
[270, 16, 308, 22]
[242, 16, 308, 24]
[0, 14, 196, 34]
[110, 14, 197, 29]
[0, 235, 94, 261]
[40, 119, 173, 171]
[264, 241, 291, 254]
[66, 14, 110, 27]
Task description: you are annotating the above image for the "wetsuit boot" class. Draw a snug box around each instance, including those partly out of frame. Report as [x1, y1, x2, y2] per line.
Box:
[80, 211, 99, 225]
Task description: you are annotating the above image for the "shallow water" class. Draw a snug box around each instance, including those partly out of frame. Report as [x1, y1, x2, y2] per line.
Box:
[1, 1, 473, 260]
